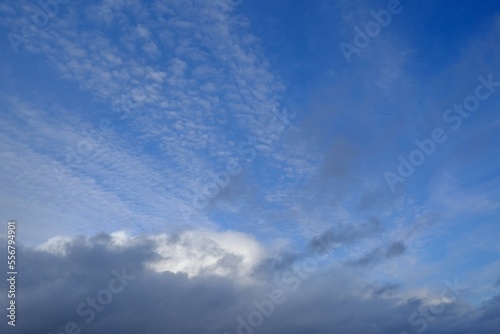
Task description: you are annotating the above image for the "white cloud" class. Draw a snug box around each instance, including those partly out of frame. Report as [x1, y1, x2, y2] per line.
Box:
[37, 235, 74, 256]
[37, 229, 266, 280]
[148, 229, 265, 278]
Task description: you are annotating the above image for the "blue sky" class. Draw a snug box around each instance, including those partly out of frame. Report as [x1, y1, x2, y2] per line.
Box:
[1, 0, 500, 333]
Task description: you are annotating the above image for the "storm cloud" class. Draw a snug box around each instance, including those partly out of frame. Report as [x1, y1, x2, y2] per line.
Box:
[0, 232, 499, 334]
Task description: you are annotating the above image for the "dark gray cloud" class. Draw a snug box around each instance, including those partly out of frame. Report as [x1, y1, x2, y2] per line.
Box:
[386, 240, 406, 258]
[0, 234, 498, 334]
[371, 282, 400, 298]
[350, 247, 385, 266]
[348, 240, 406, 266]
[258, 217, 382, 273]
[308, 216, 382, 249]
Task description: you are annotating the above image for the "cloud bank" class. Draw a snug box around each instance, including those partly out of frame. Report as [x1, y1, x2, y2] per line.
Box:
[1, 230, 499, 334]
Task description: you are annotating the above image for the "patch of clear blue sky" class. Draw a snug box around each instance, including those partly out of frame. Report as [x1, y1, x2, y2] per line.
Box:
[401, 0, 500, 73]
